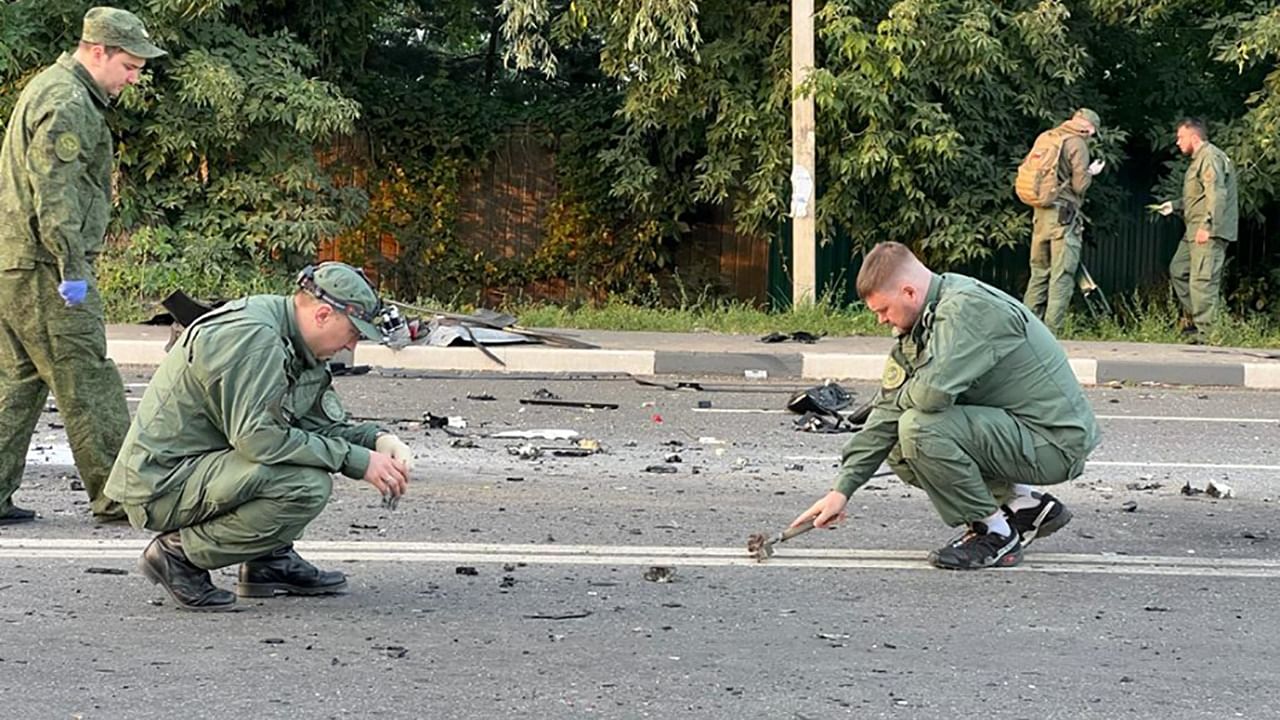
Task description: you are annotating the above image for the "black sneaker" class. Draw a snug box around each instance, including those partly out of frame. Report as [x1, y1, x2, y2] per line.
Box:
[929, 522, 1023, 570]
[1003, 492, 1072, 547]
[0, 505, 37, 525]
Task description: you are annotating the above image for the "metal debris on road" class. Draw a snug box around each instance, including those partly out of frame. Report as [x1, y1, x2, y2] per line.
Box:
[84, 567, 128, 575]
[747, 518, 816, 562]
[492, 429, 580, 441]
[644, 465, 678, 474]
[1206, 480, 1234, 499]
[455, 566, 479, 576]
[1182, 479, 1235, 498]
[381, 491, 400, 511]
[508, 444, 543, 460]
[643, 566, 676, 583]
[519, 397, 620, 410]
[523, 611, 593, 620]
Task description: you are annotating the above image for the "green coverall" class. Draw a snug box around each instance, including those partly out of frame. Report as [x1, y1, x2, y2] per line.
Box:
[105, 296, 386, 569]
[1169, 141, 1238, 331]
[836, 274, 1100, 526]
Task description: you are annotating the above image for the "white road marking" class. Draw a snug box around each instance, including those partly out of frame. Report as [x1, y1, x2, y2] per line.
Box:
[695, 408, 1278, 424]
[693, 408, 788, 414]
[1094, 415, 1279, 424]
[1089, 460, 1280, 471]
[782, 455, 1280, 472]
[0, 539, 1275, 579]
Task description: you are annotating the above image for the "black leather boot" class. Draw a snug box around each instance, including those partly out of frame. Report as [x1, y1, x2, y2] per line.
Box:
[137, 531, 237, 611]
[237, 544, 348, 598]
[0, 505, 36, 525]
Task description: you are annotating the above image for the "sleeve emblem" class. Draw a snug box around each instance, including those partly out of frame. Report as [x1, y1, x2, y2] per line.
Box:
[54, 132, 81, 162]
[881, 356, 907, 390]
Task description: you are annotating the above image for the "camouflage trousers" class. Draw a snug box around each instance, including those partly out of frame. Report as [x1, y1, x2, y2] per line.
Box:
[122, 452, 332, 569]
[0, 262, 128, 517]
[1023, 204, 1083, 333]
[886, 406, 1083, 527]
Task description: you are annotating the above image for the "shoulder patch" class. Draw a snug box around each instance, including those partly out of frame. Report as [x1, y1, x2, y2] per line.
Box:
[54, 132, 81, 162]
[881, 356, 907, 390]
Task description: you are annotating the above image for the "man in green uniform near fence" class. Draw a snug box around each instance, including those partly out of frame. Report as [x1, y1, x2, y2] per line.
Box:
[792, 242, 1100, 569]
[1153, 118, 1238, 342]
[105, 262, 416, 611]
[1021, 108, 1106, 333]
[0, 7, 166, 524]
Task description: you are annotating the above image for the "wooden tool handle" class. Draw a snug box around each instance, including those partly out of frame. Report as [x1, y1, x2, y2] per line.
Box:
[778, 518, 816, 543]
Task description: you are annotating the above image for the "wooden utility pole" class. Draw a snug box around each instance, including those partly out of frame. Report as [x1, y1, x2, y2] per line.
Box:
[790, 0, 816, 306]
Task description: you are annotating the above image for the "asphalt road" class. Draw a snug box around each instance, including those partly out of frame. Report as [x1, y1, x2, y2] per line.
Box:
[2, 369, 1278, 719]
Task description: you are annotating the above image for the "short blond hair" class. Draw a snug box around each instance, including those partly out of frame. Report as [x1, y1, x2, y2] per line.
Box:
[855, 242, 918, 299]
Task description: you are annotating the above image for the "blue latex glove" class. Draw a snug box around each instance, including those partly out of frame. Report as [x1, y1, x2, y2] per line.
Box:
[58, 279, 88, 307]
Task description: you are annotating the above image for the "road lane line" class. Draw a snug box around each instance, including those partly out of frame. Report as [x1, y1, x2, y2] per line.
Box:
[696, 408, 1279, 423]
[1, 539, 1275, 579]
[782, 455, 1280, 472]
[1094, 415, 1280, 423]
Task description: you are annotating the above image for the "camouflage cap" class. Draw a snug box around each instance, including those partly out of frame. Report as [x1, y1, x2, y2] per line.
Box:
[1073, 108, 1102, 131]
[306, 262, 383, 340]
[82, 7, 166, 59]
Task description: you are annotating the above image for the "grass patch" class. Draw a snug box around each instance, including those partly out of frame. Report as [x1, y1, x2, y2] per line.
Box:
[1058, 290, 1280, 348]
[511, 297, 884, 336]
[505, 289, 1280, 348]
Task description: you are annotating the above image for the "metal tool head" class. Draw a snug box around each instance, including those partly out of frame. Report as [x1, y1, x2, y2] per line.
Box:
[381, 491, 401, 511]
[746, 531, 777, 562]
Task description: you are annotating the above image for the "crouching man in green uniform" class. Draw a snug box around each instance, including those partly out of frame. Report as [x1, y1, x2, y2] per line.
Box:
[791, 242, 1100, 569]
[105, 262, 416, 611]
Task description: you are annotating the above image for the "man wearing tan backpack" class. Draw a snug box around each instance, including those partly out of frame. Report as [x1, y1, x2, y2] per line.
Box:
[1016, 108, 1105, 333]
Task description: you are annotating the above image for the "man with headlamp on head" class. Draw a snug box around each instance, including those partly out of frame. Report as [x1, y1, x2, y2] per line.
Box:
[105, 262, 415, 611]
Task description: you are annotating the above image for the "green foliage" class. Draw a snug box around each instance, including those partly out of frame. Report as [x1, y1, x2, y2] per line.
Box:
[502, 0, 1280, 286]
[340, 13, 663, 305]
[1, 0, 370, 316]
[6, 0, 1280, 328]
[502, 0, 1128, 268]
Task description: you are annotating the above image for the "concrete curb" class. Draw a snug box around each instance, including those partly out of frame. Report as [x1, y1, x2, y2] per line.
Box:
[105, 338, 1279, 389]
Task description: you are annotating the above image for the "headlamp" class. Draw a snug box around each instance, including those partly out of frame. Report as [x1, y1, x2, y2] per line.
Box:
[296, 265, 409, 348]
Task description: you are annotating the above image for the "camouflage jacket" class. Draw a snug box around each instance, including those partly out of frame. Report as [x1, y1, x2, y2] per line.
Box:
[0, 53, 113, 281]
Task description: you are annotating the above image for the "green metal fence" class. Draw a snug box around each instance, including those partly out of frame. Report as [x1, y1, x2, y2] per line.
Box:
[768, 195, 1272, 310]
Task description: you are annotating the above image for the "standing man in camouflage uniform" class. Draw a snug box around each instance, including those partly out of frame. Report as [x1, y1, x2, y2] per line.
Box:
[106, 262, 416, 611]
[1154, 118, 1238, 341]
[0, 8, 165, 524]
[1021, 109, 1106, 333]
[792, 242, 1099, 569]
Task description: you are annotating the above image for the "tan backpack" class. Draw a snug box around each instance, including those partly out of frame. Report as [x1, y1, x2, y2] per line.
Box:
[1015, 128, 1065, 207]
